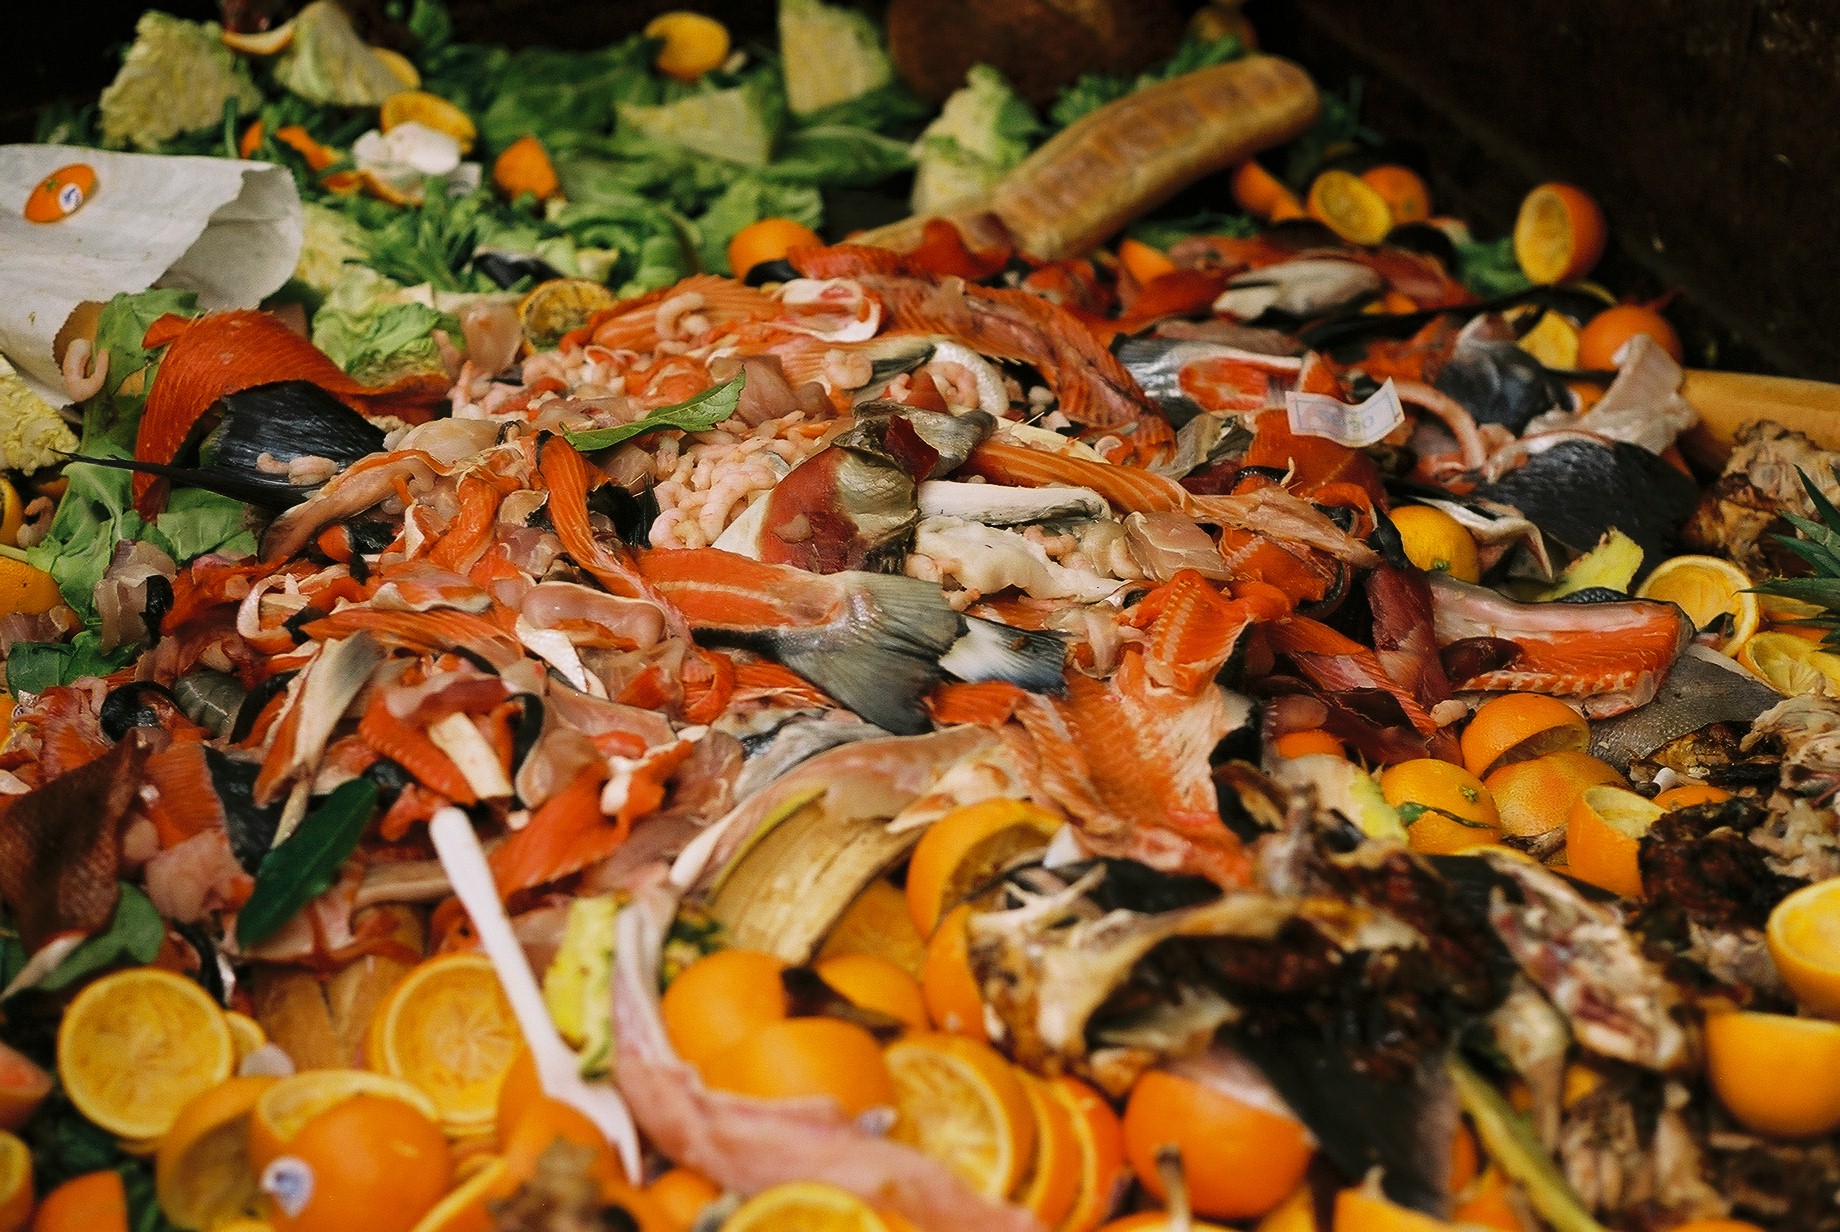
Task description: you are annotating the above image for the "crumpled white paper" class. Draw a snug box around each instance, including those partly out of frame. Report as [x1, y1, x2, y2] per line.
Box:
[0, 144, 304, 403]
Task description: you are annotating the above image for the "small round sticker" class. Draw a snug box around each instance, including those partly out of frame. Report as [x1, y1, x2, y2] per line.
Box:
[24, 163, 97, 224]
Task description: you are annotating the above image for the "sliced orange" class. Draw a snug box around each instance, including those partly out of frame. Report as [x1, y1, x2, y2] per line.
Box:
[1014, 1074, 1081, 1228]
[1577, 303, 1683, 368]
[1460, 693, 1591, 779]
[905, 798, 1062, 938]
[1512, 183, 1606, 285]
[815, 953, 929, 1030]
[1096, 1214, 1233, 1232]
[1636, 555, 1758, 651]
[249, 1070, 439, 1169]
[920, 904, 987, 1042]
[886, 1034, 1036, 1200]
[226, 1011, 269, 1065]
[0, 1131, 29, 1232]
[1485, 750, 1624, 840]
[57, 968, 234, 1141]
[260, 1091, 452, 1232]
[1704, 1010, 1840, 1137]
[721, 1182, 888, 1232]
[1389, 505, 1480, 583]
[1564, 785, 1664, 899]
[819, 879, 928, 979]
[1306, 170, 1393, 246]
[1653, 783, 1731, 810]
[155, 1076, 277, 1230]
[0, 480, 25, 549]
[1051, 1076, 1127, 1232]
[1359, 165, 1431, 225]
[1767, 877, 1840, 1019]
[379, 91, 476, 153]
[406, 1154, 507, 1232]
[370, 953, 522, 1133]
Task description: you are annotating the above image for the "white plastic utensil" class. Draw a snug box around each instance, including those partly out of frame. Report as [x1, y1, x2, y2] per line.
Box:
[429, 806, 642, 1181]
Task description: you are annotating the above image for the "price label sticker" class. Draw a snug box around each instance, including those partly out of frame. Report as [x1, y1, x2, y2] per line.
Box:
[1285, 378, 1405, 448]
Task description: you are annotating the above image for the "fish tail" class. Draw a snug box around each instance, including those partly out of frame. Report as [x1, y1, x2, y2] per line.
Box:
[939, 616, 1068, 693]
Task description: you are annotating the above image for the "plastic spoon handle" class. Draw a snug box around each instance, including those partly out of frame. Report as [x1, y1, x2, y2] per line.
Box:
[429, 807, 641, 1179]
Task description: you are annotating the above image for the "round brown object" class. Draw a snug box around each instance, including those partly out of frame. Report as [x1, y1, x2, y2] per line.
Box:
[886, 0, 1187, 105]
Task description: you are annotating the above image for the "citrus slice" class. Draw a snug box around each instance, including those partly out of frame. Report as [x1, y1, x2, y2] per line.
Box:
[919, 904, 987, 1042]
[226, 1011, 269, 1065]
[1564, 785, 1664, 899]
[814, 953, 929, 1029]
[373, 47, 422, 90]
[1518, 310, 1581, 369]
[1636, 555, 1758, 650]
[1704, 1011, 1840, 1138]
[407, 1154, 507, 1232]
[721, 1181, 889, 1232]
[885, 1034, 1035, 1200]
[1512, 183, 1607, 285]
[1736, 631, 1840, 697]
[370, 953, 523, 1133]
[0, 1131, 30, 1232]
[57, 968, 235, 1141]
[1459, 693, 1591, 779]
[155, 1076, 278, 1230]
[905, 799, 1062, 938]
[1768, 878, 1840, 1019]
[1051, 1076, 1127, 1232]
[1015, 1074, 1080, 1228]
[379, 91, 476, 153]
[819, 879, 927, 979]
[0, 479, 24, 548]
[249, 1070, 439, 1169]
[1230, 161, 1304, 223]
[1305, 169, 1393, 245]
[1388, 505, 1481, 584]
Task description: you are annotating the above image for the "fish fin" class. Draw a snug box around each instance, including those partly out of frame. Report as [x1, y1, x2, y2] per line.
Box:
[717, 574, 963, 737]
[60, 453, 307, 510]
[941, 616, 1069, 694]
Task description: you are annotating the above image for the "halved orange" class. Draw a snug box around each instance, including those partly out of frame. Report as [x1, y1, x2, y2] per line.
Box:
[249, 1070, 439, 1169]
[1767, 877, 1840, 1019]
[1389, 505, 1481, 583]
[1736, 631, 1840, 697]
[155, 1076, 277, 1230]
[905, 799, 1061, 938]
[702, 1018, 896, 1119]
[1704, 1011, 1840, 1137]
[0, 557, 65, 617]
[1517, 310, 1581, 369]
[226, 1011, 269, 1065]
[369, 953, 522, 1133]
[1565, 785, 1664, 898]
[57, 968, 235, 1141]
[1305, 170, 1392, 246]
[1460, 693, 1592, 779]
[886, 1034, 1036, 1200]
[0, 1040, 50, 1132]
[1652, 783, 1732, 810]
[1636, 555, 1758, 651]
[1333, 1185, 1450, 1230]
[1513, 183, 1607, 285]
[814, 953, 929, 1030]
[819, 879, 928, 979]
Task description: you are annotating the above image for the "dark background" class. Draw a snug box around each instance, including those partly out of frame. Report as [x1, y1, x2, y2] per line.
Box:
[7, 0, 1834, 380]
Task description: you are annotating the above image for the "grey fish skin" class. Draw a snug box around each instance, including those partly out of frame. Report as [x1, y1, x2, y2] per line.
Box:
[1590, 644, 1785, 771]
[1434, 338, 1568, 433]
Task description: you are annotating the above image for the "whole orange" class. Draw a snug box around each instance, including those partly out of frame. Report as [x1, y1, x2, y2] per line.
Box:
[1121, 1071, 1312, 1221]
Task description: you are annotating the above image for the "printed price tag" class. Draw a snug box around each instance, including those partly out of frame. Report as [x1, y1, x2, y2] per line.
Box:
[1285, 378, 1405, 448]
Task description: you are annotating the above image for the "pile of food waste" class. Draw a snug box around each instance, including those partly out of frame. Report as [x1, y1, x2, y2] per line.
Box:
[2, 3, 1840, 1232]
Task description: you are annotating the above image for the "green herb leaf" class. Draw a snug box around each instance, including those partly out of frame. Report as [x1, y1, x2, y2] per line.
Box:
[37, 885, 163, 993]
[236, 779, 379, 948]
[5, 633, 135, 696]
[564, 374, 745, 451]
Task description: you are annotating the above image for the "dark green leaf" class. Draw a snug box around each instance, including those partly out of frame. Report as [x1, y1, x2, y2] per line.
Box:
[4, 633, 135, 696]
[1047, 33, 1244, 130]
[1456, 236, 1532, 299]
[564, 374, 745, 451]
[1751, 576, 1840, 610]
[36, 885, 164, 993]
[236, 779, 379, 947]
[1777, 506, 1840, 562]
[1127, 210, 1257, 250]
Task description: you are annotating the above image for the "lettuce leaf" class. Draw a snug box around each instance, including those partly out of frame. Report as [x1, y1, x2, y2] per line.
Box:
[564, 374, 744, 451]
[909, 66, 1038, 215]
[768, 125, 912, 188]
[155, 488, 258, 562]
[312, 268, 458, 384]
[478, 40, 660, 153]
[1047, 33, 1245, 130]
[97, 12, 260, 151]
[5, 634, 134, 697]
[79, 289, 201, 456]
[616, 71, 786, 168]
